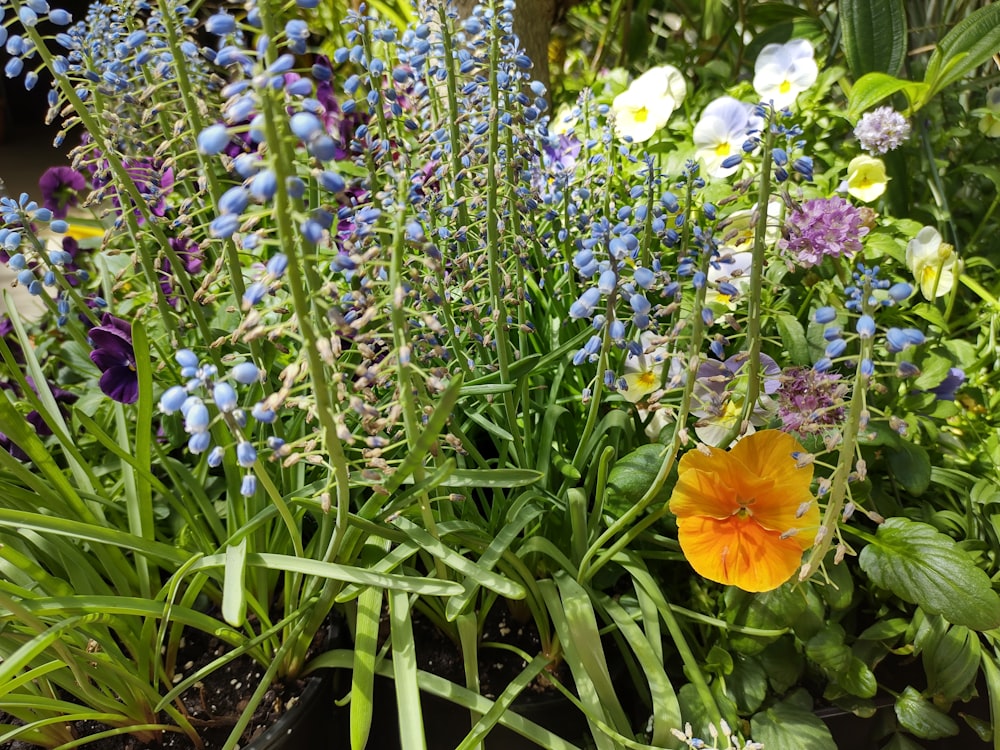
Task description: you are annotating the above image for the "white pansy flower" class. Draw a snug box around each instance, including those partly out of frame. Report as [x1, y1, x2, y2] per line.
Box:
[611, 65, 686, 143]
[906, 226, 957, 299]
[753, 39, 818, 110]
[693, 97, 762, 177]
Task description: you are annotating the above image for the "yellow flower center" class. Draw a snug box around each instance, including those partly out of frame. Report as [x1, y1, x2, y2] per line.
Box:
[633, 106, 649, 123]
[636, 370, 656, 389]
[714, 142, 730, 157]
[779, 80, 792, 94]
[922, 265, 938, 289]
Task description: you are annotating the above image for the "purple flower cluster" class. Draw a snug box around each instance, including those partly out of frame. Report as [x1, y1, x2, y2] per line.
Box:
[854, 107, 910, 155]
[779, 196, 869, 268]
[777, 366, 847, 434]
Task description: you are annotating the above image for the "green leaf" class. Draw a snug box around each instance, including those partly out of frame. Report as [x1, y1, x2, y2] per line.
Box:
[751, 689, 837, 750]
[445, 468, 543, 488]
[895, 686, 959, 739]
[840, 0, 906, 77]
[727, 656, 769, 714]
[922, 4, 1000, 103]
[922, 625, 981, 701]
[847, 73, 928, 120]
[605, 443, 674, 516]
[221, 538, 247, 627]
[886, 441, 931, 496]
[858, 518, 1000, 630]
[773, 313, 809, 365]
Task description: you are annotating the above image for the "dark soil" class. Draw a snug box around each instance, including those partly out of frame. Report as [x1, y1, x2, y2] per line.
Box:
[0, 625, 320, 750]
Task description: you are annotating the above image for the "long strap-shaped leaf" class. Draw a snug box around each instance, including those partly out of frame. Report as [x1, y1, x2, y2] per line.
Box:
[350, 585, 383, 750]
[389, 589, 426, 750]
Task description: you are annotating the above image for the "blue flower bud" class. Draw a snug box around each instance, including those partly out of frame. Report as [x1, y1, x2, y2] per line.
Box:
[266, 253, 288, 277]
[856, 314, 875, 339]
[176, 349, 199, 370]
[236, 441, 256, 467]
[609, 319, 625, 341]
[197, 123, 230, 155]
[240, 474, 257, 496]
[897, 361, 920, 377]
[720, 154, 743, 169]
[49, 8, 71, 24]
[249, 169, 278, 201]
[860, 358, 874, 377]
[207, 446, 225, 467]
[205, 12, 236, 35]
[289, 111, 322, 140]
[50, 219, 68, 233]
[717, 282, 739, 298]
[692, 271, 706, 290]
[159, 385, 188, 413]
[902, 328, 925, 346]
[813, 306, 837, 324]
[185, 402, 210, 434]
[213, 382, 238, 413]
[792, 157, 813, 180]
[823, 325, 842, 342]
[232, 362, 260, 385]
[319, 170, 345, 193]
[813, 357, 832, 372]
[634, 267, 654, 289]
[569, 287, 602, 320]
[825, 338, 847, 358]
[597, 269, 617, 295]
[307, 134, 337, 161]
[252, 402, 276, 423]
[771, 147, 788, 166]
[885, 327, 908, 352]
[629, 293, 651, 315]
[218, 186, 249, 215]
[188, 432, 212, 454]
[17, 268, 34, 286]
[7, 253, 25, 270]
[887, 282, 912, 302]
[210, 214, 241, 239]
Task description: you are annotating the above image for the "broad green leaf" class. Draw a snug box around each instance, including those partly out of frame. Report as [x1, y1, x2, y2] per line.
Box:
[773, 313, 809, 365]
[751, 689, 837, 750]
[886, 441, 931, 496]
[895, 686, 959, 739]
[445, 468, 543, 488]
[840, 0, 906, 77]
[859, 518, 1000, 630]
[847, 73, 928, 120]
[605, 443, 674, 516]
[727, 656, 768, 714]
[922, 4, 1000, 103]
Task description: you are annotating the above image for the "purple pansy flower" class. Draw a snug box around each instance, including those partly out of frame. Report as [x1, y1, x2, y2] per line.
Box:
[929, 367, 965, 401]
[160, 237, 204, 306]
[39, 166, 87, 219]
[88, 314, 138, 403]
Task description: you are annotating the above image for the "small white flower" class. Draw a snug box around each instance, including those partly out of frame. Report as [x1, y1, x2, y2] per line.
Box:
[906, 226, 957, 299]
[611, 65, 686, 143]
[693, 97, 762, 177]
[753, 39, 818, 109]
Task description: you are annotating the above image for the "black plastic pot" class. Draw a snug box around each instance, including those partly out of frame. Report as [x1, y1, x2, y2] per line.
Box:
[244, 671, 336, 750]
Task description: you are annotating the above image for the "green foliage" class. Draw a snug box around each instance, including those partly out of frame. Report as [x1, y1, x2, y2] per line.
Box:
[859, 518, 1000, 631]
[840, 0, 907, 77]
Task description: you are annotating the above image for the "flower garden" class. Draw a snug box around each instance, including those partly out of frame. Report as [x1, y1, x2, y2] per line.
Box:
[1, 0, 1000, 748]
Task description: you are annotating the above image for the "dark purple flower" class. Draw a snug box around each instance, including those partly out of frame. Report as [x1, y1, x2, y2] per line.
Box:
[39, 166, 87, 219]
[88, 314, 138, 403]
[777, 366, 847, 434]
[929, 367, 965, 401]
[159, 238, 204, 306]
[779, 197, 869, 268]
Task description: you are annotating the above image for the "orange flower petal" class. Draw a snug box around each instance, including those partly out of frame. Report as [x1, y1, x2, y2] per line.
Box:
[677, 515, 806, 592]
[670, 444, 743, 519]
[728, 430, 817, 539]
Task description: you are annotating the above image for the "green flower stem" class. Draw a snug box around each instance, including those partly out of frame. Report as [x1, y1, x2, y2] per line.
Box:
[801, 283, 874, 580]
[255, 118, 350, 540]
[569, 292, 615, 476]
[578, 246, 714, 584]
[152, 7, 249, 306]
[485, 2, 525, 468]
[735, 118, 776, 436]
[388, 175, 447, 581]
[436, 4, 474, 236]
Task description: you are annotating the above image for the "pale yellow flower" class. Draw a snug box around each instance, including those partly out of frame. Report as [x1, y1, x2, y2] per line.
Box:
[752, 39, 818, 110]
[906, 226, 957, 299]
[846, 155, 887, 203]
[978, 88, 1000, 138]
[611, 65, 686, 143]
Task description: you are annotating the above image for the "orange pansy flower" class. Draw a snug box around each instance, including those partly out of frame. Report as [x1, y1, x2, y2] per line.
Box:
[669, 429, 819, 592]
